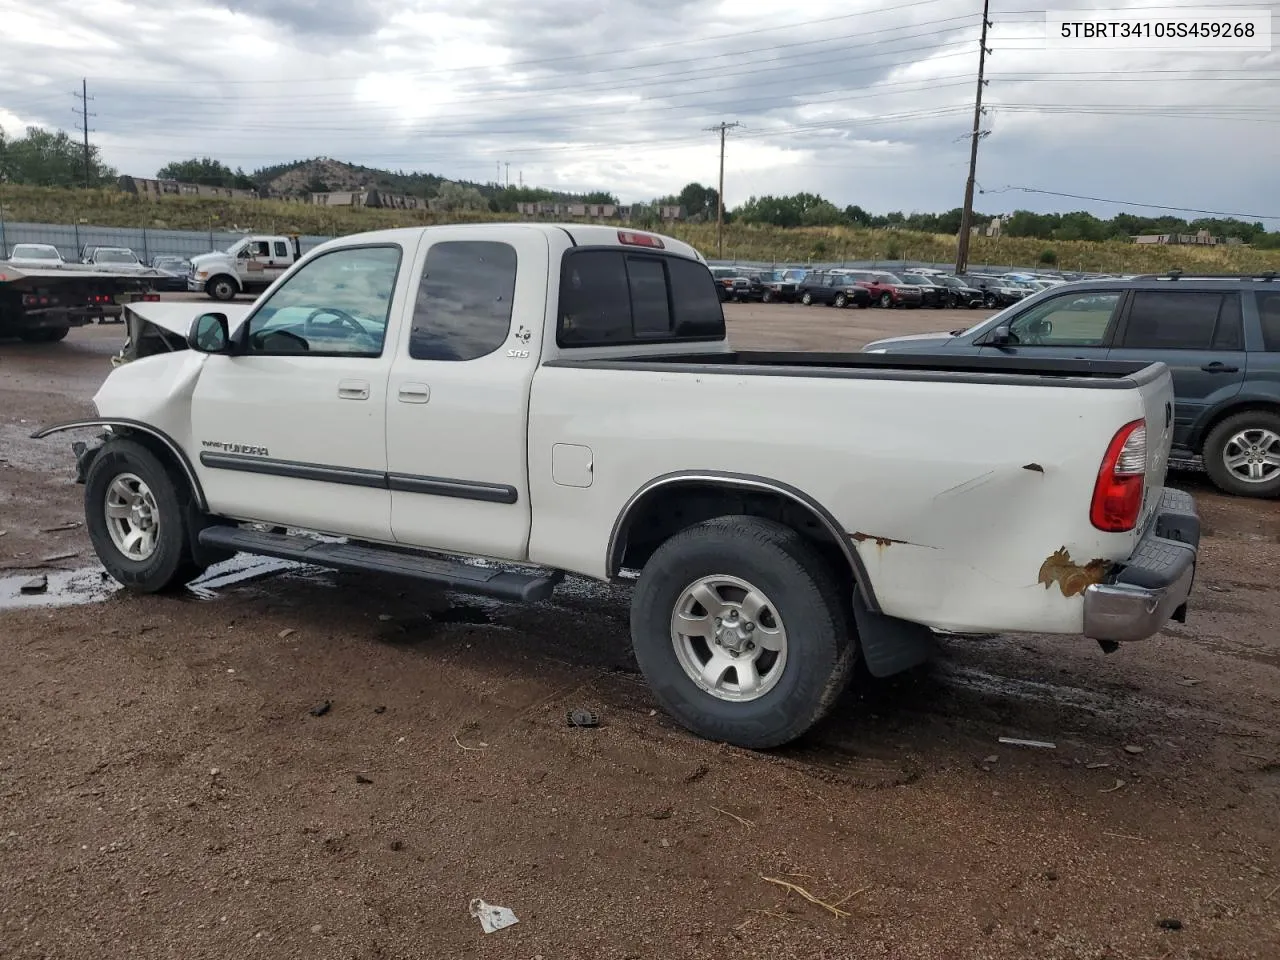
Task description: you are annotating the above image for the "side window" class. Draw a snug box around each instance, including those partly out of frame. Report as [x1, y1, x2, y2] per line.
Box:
[409, 240, 517, 361]
[273, 241, 288, 258]
[244, 245, 401, 357]
[1212, 294, 1243, 350]
[1122, 291, 1238, 350]
[1009, 291, 1121, 346]
[1257, 293, 1280, 351]
[559, 250, 724, 346]
[249, 241, 269, 258]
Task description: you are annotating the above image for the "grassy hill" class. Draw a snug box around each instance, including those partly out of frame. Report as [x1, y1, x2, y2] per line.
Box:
[4, 185, 1279, 273]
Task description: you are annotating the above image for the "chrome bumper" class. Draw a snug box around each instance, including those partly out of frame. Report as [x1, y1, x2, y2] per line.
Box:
[1083, 488, 1199, 643]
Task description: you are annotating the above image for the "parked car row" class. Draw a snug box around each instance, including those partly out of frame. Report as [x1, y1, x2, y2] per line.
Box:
[2, 244, 192, 292]
[707, 265, 1067, 310]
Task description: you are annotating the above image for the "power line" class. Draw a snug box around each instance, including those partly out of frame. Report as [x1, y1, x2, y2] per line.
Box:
[985, 185, 1280, 222]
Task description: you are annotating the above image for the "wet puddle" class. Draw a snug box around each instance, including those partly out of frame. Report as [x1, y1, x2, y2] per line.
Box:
[0, 566, 121, 609]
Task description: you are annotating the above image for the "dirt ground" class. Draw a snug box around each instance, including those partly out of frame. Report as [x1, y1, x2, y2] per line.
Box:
[1, 304, 1278, 960]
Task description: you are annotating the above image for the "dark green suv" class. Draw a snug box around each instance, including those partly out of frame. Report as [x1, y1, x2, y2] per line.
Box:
[863, 273, 1280, 498]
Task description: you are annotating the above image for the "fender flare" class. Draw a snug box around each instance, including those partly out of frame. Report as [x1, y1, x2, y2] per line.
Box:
[30, 418, 208, 512]
[606, 469, 880, 612]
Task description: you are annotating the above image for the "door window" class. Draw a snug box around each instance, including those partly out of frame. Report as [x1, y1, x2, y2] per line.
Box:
[244, 245, 401, 357]
[409, 240, 518, 361]
[1121, 291, 1242, 350]
[273, 241, 289, 258]
[1007, 291, 1121, 346]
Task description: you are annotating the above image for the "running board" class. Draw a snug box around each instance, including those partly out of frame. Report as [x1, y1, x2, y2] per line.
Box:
[196, 526, 563, 602]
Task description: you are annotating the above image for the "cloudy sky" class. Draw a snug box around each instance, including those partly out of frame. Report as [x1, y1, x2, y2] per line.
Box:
[1, 0, 1277, 221]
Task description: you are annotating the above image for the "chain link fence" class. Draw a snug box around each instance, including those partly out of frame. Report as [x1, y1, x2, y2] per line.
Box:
[0, 220, 333, 263]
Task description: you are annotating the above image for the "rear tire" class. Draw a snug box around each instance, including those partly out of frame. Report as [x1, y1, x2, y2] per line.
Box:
[19, 325, 69, 343]
[630, 516, 855, 749]
[85, 438, 206, 592]
[1202, 410, 1280, 498]
[800, 292, 813, 305]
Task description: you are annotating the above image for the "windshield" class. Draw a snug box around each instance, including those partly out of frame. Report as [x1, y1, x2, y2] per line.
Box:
[900, 274, 930, 284]
[879, 272, 904, 284]
[13, 245, 59, 260]
[934, 276, 962, 288]
[97, 250, 138, 264]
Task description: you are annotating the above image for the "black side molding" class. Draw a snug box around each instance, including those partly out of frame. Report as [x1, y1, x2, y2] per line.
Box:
[198, 452, 518, 504]
[197, 526, 561, 602]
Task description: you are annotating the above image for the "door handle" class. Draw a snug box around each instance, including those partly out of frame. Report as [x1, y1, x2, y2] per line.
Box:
[397, 382, 431, 404]
[1201, 362, 1239, 373]
[338, 379, 370, 400]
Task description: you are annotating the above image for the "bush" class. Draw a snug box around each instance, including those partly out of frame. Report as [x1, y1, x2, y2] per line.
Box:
[1038, 248, 1058, 265]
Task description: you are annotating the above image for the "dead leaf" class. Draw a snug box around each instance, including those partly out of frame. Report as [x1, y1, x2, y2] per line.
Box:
[1037, 547, 1111, 598]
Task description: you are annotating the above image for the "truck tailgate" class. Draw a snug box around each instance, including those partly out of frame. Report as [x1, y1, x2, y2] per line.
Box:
[1135, 366, 1176, 533]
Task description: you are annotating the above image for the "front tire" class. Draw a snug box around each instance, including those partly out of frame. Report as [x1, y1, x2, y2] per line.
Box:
[834, 293, 848, 308]
[879, 292, 893, 308]
[630, 516, 855, 749]
[85, 439, 206, 592]
[1202, 411, 1280, 498]
[207, 275, 238, 302]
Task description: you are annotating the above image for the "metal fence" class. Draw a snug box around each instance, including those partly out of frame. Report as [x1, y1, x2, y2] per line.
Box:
[0, 217, 1082, 278]
[0, 219, 334, 263]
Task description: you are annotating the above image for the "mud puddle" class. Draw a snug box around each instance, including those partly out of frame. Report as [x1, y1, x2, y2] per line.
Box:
[0, 566, 121, 609]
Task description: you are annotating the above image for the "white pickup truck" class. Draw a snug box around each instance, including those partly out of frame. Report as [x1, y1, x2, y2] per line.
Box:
[188, 234, 302, 301]
[35, 224, 1200, 748]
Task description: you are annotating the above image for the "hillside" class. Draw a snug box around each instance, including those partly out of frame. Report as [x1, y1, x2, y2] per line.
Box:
[250, 157, 605, 204]
[4, 185, 1280, 274]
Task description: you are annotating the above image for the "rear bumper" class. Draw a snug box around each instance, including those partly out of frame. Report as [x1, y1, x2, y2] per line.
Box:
[1083, 488, 1199, 642]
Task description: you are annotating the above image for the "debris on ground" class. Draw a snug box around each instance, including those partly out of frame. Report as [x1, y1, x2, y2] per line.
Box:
[39, 550, 79, 563]
[40, 521, 82, 532]
[309, 701, 332, 717]
[983, 755, 999, 764]
[355, 774, 373, 784]
[998, 737, 1056, 749]
[1086, 762, 1112, 770]
[1123, 744, 1145, 755]
[712, 806, 755, 828]
[567, 708, 599, 728]
[19, 574, 48, 595]
[469, 899, 519, 934]
[1100, 779, 1127, 793]
[277, 628, 296, 639]
[759, 875, 866, 919]
[1177, 678, 1202, 687]
[373, 705, 386, 714]
[1158, 918, 1184, 931]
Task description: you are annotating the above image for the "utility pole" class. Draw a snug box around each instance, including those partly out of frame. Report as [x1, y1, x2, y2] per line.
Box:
[73, 78, 95, 188]
[504, 162, 510, 188]
[955, 0, 991, 275]
[705, 121, 741, 259]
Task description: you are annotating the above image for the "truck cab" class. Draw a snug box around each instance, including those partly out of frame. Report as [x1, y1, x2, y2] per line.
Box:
[189, 235, 302, 301]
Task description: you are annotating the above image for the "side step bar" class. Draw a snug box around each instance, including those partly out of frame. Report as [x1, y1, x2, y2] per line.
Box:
[197, 526, 563, 602]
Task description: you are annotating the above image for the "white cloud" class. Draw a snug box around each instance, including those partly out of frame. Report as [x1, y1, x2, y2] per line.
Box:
[1, 0, 1277, 221]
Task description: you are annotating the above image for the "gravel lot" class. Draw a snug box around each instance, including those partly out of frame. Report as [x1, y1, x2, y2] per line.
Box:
[1, 303, 1278, 960]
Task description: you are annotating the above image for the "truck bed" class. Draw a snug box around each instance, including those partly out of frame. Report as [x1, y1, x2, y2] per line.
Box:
[544, 350, 1164, 388]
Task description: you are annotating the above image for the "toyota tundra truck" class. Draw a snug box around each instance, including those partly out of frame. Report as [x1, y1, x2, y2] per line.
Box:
[34, 223, 1200, 749]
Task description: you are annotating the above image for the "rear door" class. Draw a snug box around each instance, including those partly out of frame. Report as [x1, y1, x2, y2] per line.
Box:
[385, 227, 549, 559]
[1105, 288, 1246, 449]
[978, 288, 1123, 360]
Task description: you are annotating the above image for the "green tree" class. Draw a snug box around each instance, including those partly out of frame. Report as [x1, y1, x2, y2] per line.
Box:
[677, 182, 719, 221]
[0, 125, 115, 187]
[800, 200, 844, 227]
[1039, 248, 1058, 265]
[157, 157, 241, 187]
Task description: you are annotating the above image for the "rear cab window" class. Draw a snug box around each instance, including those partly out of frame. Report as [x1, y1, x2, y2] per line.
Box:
[558, 249, 724, 346]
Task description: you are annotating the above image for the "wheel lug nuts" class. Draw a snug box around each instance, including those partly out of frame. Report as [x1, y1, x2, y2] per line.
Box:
[744, 622, 755, 633]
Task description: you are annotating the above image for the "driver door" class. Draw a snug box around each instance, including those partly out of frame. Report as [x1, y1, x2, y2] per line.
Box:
[978, 289, 1124, 360]
[190, 240, 421, 542]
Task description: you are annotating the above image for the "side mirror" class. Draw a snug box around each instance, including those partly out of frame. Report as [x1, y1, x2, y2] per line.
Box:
[188, 313, 230, 353]
[984, 323, 1013, 346]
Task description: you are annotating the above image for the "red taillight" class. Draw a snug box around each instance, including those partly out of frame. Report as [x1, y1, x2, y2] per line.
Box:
[617, 230, 664, 249]
[1091, 419, 1147, 532]
[143, 293, 160, 301]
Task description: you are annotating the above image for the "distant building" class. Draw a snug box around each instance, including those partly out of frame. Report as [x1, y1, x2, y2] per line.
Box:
[118, 175, 258, 201]
[1132, 230, 1222, 246]
[309, 189, 425, 210]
